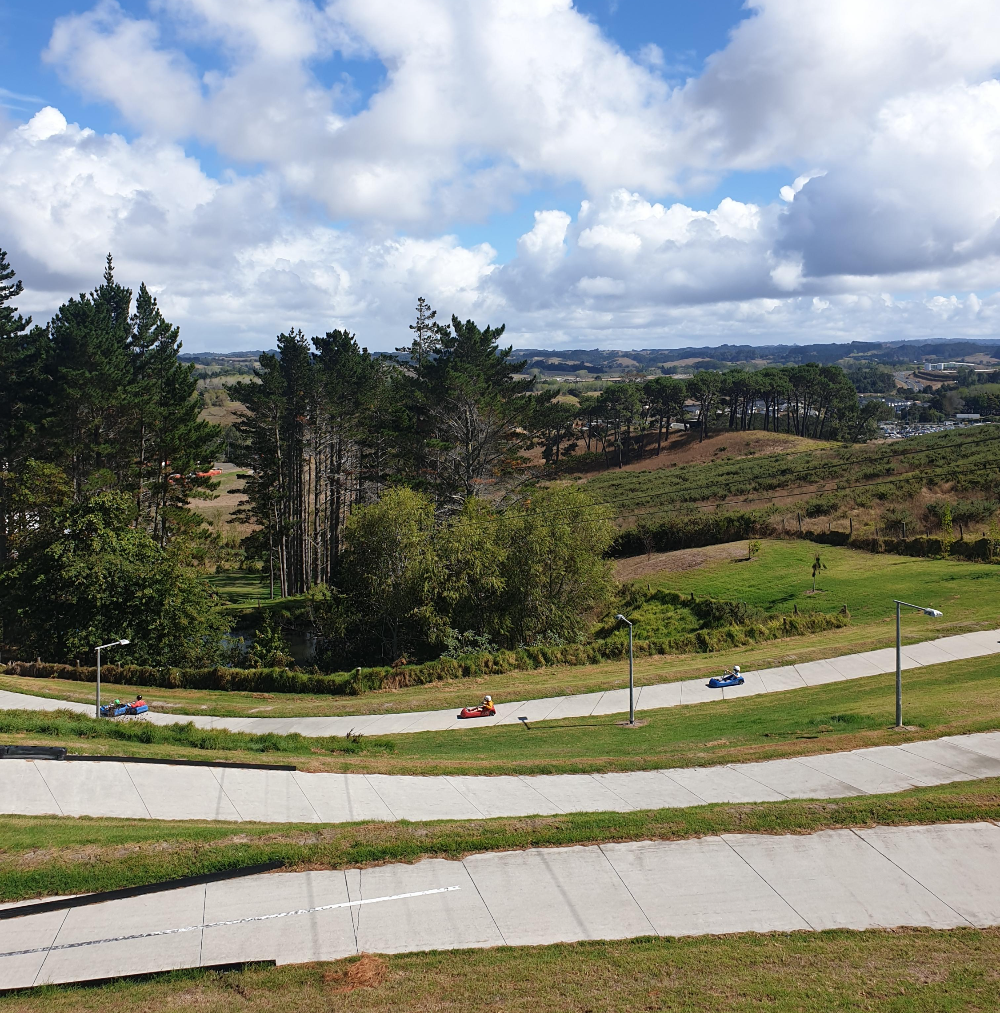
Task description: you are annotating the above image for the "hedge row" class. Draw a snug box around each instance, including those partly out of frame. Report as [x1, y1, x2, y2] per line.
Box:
[611, 508, 776, 557]
[3, 609, 849, 697]
[801, 530, 999, 562]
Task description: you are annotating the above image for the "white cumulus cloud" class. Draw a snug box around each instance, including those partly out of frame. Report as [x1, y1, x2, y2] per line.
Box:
[0, 0, 997, 349]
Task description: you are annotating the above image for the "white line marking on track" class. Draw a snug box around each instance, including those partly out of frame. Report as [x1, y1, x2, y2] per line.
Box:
[0, 886, 462, 959]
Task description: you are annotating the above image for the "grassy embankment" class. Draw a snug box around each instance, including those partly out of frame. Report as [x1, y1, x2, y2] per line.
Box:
[583, 425, 1000, 538]
[4, 930, 1000, 1011]
[3, 651, 1000, 775]
[3, 540, 997, 719]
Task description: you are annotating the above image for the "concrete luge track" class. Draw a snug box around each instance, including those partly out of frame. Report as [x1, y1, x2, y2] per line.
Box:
[2, 628, 999, 738]
[3, 731, 1000, 823]
[4, 821, 1000, 989]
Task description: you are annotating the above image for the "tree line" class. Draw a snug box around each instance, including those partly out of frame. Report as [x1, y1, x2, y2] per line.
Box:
[231, 300, 888, 598]
[0, 251, 218, 561]
[539, 364, 890, 469]
[227, 298, 538, 598]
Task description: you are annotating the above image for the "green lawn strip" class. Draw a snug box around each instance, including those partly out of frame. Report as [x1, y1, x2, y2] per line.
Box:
[3, 653, 1000, 775]
[0, 710, 391, 762]
[2, 778, 999, 903]
[203, 569, 269, 605]
[360, 653, 1000, 776]
[5, 929, 1000, 1012]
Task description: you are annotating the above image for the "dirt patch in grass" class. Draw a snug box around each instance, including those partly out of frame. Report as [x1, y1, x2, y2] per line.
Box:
[615, 540, 752, 579]
[323, 954, 388, 993]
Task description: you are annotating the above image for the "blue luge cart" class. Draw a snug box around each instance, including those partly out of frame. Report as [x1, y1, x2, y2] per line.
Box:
[707, 671, 744, 689]
[99, 701, 149, 717]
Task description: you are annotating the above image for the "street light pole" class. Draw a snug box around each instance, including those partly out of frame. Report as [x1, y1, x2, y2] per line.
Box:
[615, 614, 635, 725]
[893, 600, 942, 728]
[94, 639, 131, 717]
[895, 600, 902, 728]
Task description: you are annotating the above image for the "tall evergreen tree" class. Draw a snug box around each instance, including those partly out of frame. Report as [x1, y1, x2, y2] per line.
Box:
[45, 255, 137, 496]
[420, 316, 533, 506]
[230, 328, 405, 596]
[229, 348, 288, 595]
[396, 296, 446, 382]
[28, 256, 218, 536]
[0, 249, 49, 566]
[129, 283, 219, 542]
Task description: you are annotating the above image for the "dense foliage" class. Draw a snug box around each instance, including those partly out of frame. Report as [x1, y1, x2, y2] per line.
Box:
[0, 492, 230, 665]
[312, 484, 617, 666]
[4, 604, 847, 696]
[227, 313, 534, 597]
[0, 252, 225, 664]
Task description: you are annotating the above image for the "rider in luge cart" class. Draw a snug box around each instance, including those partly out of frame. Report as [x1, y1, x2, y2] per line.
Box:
[708, 665, 745, 689]
[458, 695, 497, 719]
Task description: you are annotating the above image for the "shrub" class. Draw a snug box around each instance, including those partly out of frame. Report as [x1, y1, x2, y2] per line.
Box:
[612, 509, 775, 556]
[927, 499, 997, 525]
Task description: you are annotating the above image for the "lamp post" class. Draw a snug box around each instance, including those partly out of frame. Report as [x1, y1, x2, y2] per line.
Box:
[615, 614, 635, 725]
[95, 639, 130, 717]
[893, 601, 942, 728]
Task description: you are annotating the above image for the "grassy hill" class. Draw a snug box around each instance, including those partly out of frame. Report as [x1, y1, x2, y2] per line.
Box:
[579, 426, 1000, 550]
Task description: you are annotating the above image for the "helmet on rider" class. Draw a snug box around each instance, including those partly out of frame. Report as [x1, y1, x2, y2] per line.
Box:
[733, 666, 740, 673]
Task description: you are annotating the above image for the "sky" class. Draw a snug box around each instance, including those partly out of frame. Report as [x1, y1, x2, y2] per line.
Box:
[1, 1, 999, 353]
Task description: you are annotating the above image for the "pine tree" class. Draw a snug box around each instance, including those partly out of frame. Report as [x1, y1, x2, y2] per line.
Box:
[0, 247, 29, 340]
[420, 316, 532, 506]
[46, 255, 135, 497]
[40, 258, 219, 538]
[0, 249, 49, 566]
[397, 296, 446, 381]
[129, 284, 219, 543]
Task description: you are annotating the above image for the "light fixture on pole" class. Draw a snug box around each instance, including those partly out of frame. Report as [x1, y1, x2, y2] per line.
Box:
[893, 601, 941, 728]
[95, 639, 130, 717]
[615, 614, 635, 725]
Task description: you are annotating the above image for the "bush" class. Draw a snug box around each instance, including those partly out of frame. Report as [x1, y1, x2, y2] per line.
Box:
[612, 509, 775, 556]
[927, 499, 997, 525]
[799, 530, 996, 562]
[804, 494, 840, 518]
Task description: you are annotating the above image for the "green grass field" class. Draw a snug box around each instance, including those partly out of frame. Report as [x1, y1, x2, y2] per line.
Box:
[2, 778, 999, 903]
[204, 569, 270, 606]
[643, 539, 1000, 626]
[3, 653, 1000, 775]
[5, 929, 999, 1012]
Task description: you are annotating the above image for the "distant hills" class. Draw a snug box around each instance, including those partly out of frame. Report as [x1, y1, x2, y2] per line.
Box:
[181, 338, 1000, 375]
